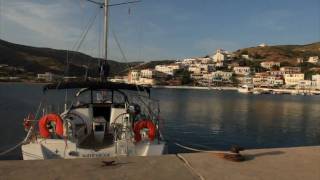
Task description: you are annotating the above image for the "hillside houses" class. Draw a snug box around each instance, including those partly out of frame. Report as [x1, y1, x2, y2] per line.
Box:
[284, 74, 305, 87]
[155, 64, 181, 76]
[233, 66, 251, 75]
[120, 48, 320, 89]
[260, 61, 280, 69]
[280, 67, 301, 74]
[308, 56, 319, 64]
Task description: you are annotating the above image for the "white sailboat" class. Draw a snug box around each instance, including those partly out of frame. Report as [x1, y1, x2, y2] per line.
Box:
[21, 0, 167, 160]
[238, 84, 254, 94]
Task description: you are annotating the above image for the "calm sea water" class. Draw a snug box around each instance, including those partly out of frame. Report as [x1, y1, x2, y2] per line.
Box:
[1, 84, 320, 160]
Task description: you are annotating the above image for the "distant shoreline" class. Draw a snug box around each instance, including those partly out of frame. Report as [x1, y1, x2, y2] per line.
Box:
[0, 81, 48, 85]
[153, 85, 237, 90]
[153, 85, 320, 94]
[1, 82, 320, 95]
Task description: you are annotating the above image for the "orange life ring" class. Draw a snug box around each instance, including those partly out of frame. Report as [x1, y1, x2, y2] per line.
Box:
[133, 119, 156, 142]
[38, 113, 64, 138]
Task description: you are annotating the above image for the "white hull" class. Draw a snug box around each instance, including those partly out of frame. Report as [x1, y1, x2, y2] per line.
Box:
[22, 138, 167, 160]
[238, 84, 254, 94]
[238, 88, 252, 93]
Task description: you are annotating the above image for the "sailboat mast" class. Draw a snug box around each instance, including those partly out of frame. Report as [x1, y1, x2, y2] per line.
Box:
[99, 0, 109, 81]
[100, 0, 109, 81]
[104, 0, 109, 62]
[95, 0, 139, 81]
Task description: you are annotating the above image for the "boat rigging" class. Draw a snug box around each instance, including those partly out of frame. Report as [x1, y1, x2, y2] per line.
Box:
[18, 0, 167, 160]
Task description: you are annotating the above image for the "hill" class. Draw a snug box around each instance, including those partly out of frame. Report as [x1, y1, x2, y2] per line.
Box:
[235, 42, 320, 64]
[0, 39, 173, 77]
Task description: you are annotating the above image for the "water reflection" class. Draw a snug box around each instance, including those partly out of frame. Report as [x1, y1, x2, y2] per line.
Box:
[1, 85, 320, 159]
[153, 89, 320, 153]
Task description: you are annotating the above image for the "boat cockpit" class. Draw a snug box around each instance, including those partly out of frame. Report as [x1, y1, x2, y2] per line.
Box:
[38, 81, 159, 149]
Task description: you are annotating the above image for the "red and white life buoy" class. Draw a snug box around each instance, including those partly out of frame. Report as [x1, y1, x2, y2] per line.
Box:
[133, 119, 156, 142]
[38, 113, 64, 138]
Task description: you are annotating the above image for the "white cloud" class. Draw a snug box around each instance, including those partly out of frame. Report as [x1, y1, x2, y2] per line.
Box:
[1, 0, 101, 54]
[3, 1, 78, 40]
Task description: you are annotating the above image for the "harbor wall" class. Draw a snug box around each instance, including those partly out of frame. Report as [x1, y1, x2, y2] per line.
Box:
[0, 146, 319, 180]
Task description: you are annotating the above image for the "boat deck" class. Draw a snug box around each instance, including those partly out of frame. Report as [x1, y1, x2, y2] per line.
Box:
[78, 133, 114, 150]
[1, 146, 319, 180]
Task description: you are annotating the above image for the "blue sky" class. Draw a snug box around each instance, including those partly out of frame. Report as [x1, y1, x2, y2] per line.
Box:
[0, 0, 319, 61]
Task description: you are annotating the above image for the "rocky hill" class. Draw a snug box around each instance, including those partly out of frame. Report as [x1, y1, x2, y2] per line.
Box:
[0, 39, 158, 77]
[235, 42, 320, 64]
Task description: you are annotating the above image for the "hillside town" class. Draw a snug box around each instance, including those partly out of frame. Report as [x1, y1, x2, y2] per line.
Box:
[112, 47, 320, 91]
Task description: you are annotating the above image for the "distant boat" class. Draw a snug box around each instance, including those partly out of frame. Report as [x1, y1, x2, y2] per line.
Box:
[238, 84, 254, 94]
[252, 89, 262, 95]
[291, 90, 299, 96]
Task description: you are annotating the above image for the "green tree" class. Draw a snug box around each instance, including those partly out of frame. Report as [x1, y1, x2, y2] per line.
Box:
[299, 62, 316, 72]
[175, 69, 192, 85]
[304, 71, 317, 80]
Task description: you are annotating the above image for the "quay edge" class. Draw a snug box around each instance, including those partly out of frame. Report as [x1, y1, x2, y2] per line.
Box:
[0, 146, 319, 180]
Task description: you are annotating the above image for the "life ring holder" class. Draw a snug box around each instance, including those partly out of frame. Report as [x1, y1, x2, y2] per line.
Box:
[133, 119, 156, 142]
[38, 113, 64, 138]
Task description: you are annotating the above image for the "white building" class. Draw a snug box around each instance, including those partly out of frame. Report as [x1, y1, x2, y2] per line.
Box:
[269, 71, 284, 76]
[297, 80, 312, 89]
[260, 61, 280, 69]
[199, 64, 215, 73]
[109, 76, 128, 83]
[188, 65, 201, 74]
[215, 62, 224, 67]
[212, 71, 233, 81]
[241, 54, 251, 60]
[267, 76, 284, 87]
[188, 63, 214, 74]
[253, 76, 266, 87]
[137, 78, 156, 85]
[140, 69, 155, 78]
[190, 73, 204, 80]
[212, 49, 226, 62]
[197, 57, 212, 64]
[128, 70, 140, 84]
[312, 74, 320, 90]
[308, 56, 319, 64]
[284, 73, 304, 87]
[237, 76, 253, 85]
[155, 64, 181, 76]
[258, 43, 268, 47]
[233, 66, 251, 75]
[280, 67, 301, 74]
[297, 58, 304, 64]
[181, 58, 197, 65]
[37, 72, 60, 82]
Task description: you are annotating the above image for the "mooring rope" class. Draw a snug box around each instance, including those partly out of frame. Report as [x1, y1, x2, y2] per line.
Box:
[0, 96, 44, 156]
[174, 142, 238, 155]
[176, 154, 205, 180]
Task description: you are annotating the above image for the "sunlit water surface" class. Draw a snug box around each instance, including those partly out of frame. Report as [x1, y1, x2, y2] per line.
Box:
[1, 84, 319, 159]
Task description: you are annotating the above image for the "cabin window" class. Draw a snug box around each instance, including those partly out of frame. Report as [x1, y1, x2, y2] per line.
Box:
[95, 125, 104, 132]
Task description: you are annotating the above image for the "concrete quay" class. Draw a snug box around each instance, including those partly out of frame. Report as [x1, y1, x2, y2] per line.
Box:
[0, 146, 319, 180]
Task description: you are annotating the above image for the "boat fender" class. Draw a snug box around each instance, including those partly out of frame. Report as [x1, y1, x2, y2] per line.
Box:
[38, 113, 64, 138]
[133, 120, 156, 142]
[23, 113, 34, 131]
